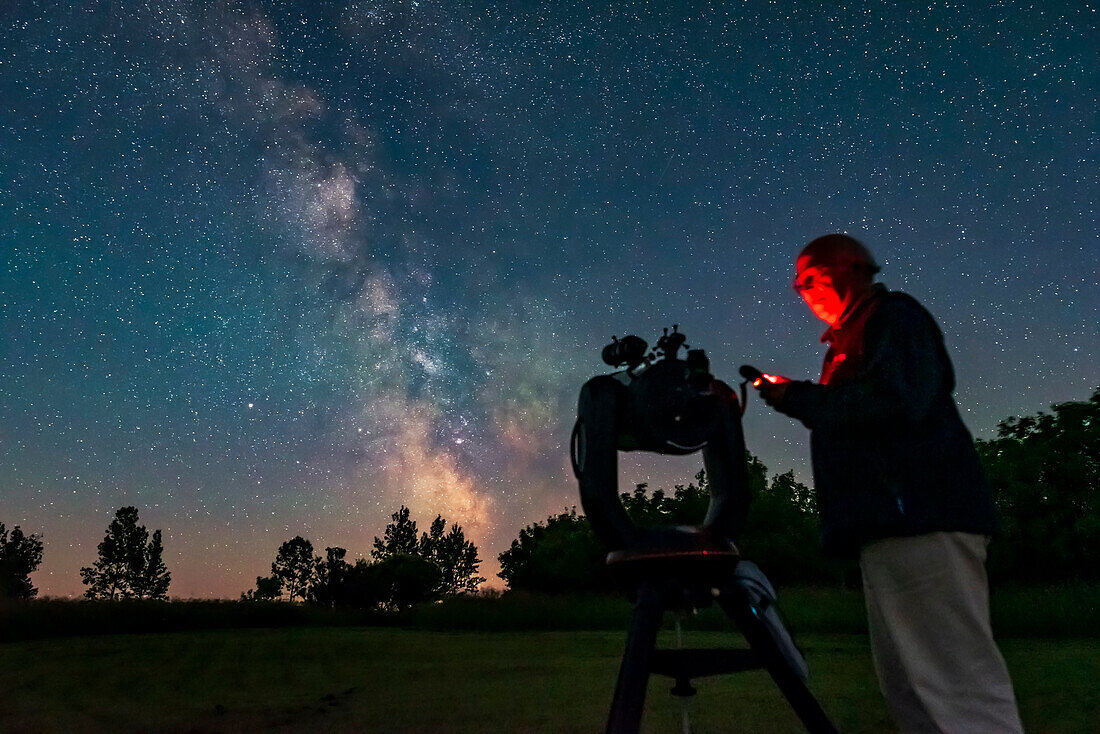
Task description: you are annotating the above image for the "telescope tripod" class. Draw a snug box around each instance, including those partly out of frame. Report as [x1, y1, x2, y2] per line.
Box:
[605, 552, 838, 734]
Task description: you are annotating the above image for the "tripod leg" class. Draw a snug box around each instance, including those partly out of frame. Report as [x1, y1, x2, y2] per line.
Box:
[717, 587, 839, 734]
[606, 582, 663, 734]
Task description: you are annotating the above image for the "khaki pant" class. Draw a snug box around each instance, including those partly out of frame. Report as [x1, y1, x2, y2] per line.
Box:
[860, 532, 1024, 733]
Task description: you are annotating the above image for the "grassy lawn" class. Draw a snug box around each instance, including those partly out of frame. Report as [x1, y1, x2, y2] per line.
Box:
[0, 628, 1097, 733]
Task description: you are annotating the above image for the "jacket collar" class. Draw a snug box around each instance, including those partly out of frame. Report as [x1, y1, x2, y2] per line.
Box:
[821, 283, 887, 343]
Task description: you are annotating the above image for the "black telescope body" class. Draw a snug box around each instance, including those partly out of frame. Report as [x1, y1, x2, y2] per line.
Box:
[572, 329, 839, 734]
[571, 332, 751, 555]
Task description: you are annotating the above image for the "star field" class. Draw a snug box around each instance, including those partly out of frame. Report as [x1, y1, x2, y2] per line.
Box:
[1, 1, 1096, 597]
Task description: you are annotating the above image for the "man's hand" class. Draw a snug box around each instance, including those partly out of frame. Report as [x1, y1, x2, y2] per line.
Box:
[752, 373, 792, 412]
[758, 380, 789, 410]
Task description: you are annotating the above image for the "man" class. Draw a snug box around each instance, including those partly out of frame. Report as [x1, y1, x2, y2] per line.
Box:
[756, 233, 1024, 733]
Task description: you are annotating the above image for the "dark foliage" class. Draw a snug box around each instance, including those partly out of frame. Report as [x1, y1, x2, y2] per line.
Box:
[368, 553, 443, 611]
[498, 460, 855, 594]
[497, 509, 607, 593]
[0, 523, 44, 600]
[619, 470, 711, 528]
[371, 506, 420, 560]
[246, 507, 482, 610]
[242, 575, 282, 601]
[270, 536, 320, 602]
[336, 559, 388, 609]
[418, 515, 486, 596]
[79, 507, 171, 600]
[372, 506, 485, 597]
[738, 460, 854, 586]
[978, 389, 1100, 583]
[309, 547, 351, 606]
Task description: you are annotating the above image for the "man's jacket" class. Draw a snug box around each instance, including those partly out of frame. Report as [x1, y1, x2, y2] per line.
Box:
[780, 286, 999, 557]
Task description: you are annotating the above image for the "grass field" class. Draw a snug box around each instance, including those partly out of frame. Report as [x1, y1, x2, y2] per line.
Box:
[1, 627, 1097, 733]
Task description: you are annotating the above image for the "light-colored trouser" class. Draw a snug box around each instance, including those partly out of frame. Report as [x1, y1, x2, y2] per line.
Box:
[860, 532, 1024, 734]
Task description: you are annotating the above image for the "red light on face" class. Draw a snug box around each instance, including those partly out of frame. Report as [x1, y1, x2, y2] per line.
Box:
[794, 260, 845, 326]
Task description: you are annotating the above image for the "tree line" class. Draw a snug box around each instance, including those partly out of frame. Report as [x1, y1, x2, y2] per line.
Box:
[2, 390, 1096, 602]
[241, 506, 485, 610]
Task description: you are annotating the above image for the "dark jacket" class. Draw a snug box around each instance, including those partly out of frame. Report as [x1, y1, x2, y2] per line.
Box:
[779, 286, 999, 557]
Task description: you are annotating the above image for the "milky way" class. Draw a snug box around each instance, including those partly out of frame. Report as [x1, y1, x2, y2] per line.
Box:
[2, 2, 1096, 597]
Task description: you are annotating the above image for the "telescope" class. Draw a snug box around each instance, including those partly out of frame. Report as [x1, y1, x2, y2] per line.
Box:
[570, 326, 838, 734]
[570, 325, 750, 555]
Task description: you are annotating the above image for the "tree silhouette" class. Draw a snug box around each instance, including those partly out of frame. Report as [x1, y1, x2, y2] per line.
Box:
[131, 529, 171, 599]
[241, 575, 282, 601]
[371, 506, 420, 560]
[310, 546, 351, 606]
[270, 536, 319, 602]
[419, 516, 485, 596]
[372, 506, 484, 597]
[370, 553, 442, 611]
[978, 388, 1100, 582]
[0, 523, 45, 600]
[619, 470, 712, 528]
[79, 507, 171, 600]
[497, 508, 606, 593]
[247, 510, 484, 608]
[738, 467, 849, 585]
[338, 558, 388, 610]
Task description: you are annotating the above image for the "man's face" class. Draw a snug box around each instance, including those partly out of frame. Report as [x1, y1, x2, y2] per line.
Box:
[794, 256, 847, 326]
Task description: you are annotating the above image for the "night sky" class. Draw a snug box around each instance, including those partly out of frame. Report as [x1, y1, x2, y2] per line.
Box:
[2, 2, 1096, 599]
